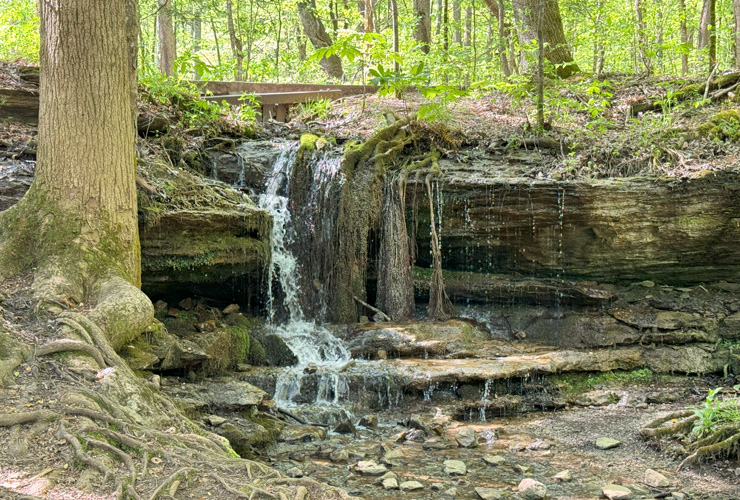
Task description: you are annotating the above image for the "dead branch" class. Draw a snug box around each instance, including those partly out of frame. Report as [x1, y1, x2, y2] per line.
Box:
[352, 295, 391, 322]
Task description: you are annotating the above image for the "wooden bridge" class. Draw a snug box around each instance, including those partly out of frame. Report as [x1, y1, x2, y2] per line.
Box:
[199, 82, 378, 123]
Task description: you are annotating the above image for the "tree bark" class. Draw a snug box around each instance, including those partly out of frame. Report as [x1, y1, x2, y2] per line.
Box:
[365, 0, 375, 32]
[157, 0, 176, 77]
[700, 0, 717, 74]
[0, 0, 141, 300]
[734, 0, 740, 68]
[414, 0, 432, 54]
[453, 0, 461, 44]
[192, 12, 202, 80]
[494, 0, 577, 78]
[298, 0, 344, 78]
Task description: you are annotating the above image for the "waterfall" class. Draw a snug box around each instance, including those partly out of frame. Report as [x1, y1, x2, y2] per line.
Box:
[256, 144, 351, 405]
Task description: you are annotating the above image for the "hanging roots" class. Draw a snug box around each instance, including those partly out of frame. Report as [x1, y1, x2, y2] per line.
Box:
[424, 172, 454, 321]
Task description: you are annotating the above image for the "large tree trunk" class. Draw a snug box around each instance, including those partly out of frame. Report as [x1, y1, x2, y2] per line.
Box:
[414, 0, 432, 53]
[297, 0, 344, 78]
[157, 0, 176, 76]
[700, 0, 717, 74]
[489, 0, 577, 78]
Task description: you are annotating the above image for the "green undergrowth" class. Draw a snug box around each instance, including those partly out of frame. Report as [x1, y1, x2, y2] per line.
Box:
[691, 386, 740, 439]
[551, 368, 668, 395]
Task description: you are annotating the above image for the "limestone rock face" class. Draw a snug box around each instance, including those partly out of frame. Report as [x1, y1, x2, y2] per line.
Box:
[407, 165, 740, 286]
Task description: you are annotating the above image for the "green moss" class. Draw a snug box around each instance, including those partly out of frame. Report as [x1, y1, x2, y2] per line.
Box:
[551, 368, 661, 396]
[300, 134, 320, 151]
[247, 338, 266, 365]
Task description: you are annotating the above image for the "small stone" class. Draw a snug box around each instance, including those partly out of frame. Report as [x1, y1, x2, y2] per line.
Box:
[399, 481, 424, 492]
[333, 419, 356, 435]
[195, 320, 216, 333]
[154, 300, 168, 310]
[376, 349, 388, 359]
[358, 415, 378, 428]
[330, 449, 349, 462]
[483, 454, 506, 466]
[382, 478, 399, 490]
[359, 315, 369, 324]
[430, 484, 445, 491]
[443, 487, 457, 498]
[304, 363, 318, 374]
[382, 448, 405, 466]
[286, 467, 303, 478]
[638, 280, 655, 288]
[518, 478, 547, 500]
[595, 437, 621, 450]
[526, 439, 551, 450]
[223, 303, 240, 314]
[735, 467, 740, 477]
[205, 415, 227, 426]
[405, 428, 426, 442]
[374, 472, 399, 484]
[455, 427, 479, 448]
[475, 487, 503, 500]
[644, 468, 669, 487]
[355, 461, 387, 476]
[514, 464, 533, 475]
[423, 438, 452, 450]
[602, 484, 632, 500]
[443, 459, 467, 475]
[671, 493, 686, 500]
[553, 470, 573, 482]
[167, 308, 179, 318]
[178, 297, 193, 309]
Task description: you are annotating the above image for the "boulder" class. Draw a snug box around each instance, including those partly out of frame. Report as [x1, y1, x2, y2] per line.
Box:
[455, 427, 479, 448]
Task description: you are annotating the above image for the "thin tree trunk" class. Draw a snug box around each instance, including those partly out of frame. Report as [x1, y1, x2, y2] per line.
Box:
[157, 0, 176, 76]
[365, 0, 375, 32]
[464, 6, 473, 47]
[391, 0, 400, 71]
[443, 0, 449, 52]
[192, 13, 202, 80]
[536, 0, 545, 132]
[734, 0, 740, 68]
[211, 16, 222, 66]
[700, 0, 717, 74]
[453, 0, 461, 44]
[275, 8, 282, 82]
[297, 0, 344, 78]
[634, 0, 652, 75]
[592, 0, 604, 75]
[436, 0, 443, 35]
[497, 0, 511, 76]
[680, 0, 688, 74]
[654, 0, 663, 70]
[226, 0, 244, 80]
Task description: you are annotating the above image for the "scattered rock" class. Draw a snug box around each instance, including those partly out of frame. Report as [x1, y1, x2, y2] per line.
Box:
[374, 472, 399, 485]
[205, 415, 227, 426]
[455, 427, 479, 448]
[222, 303, 240, 314]
[443, 487, 457, 498]
[404, 428, 426, 442]
[553, 470, 573, 482]
[526, 439, 551, 450]
[644, 469, 669, 487]
[670, 493, 686, 500]
[154, 300, 168, 310]
[638, 280, 655, 288]
[595, 437, 621, 450]
[286, 467, 303, 478]
[167, 308, 179, 318]
[483, 454, 506, 466]
[195, 320, 216, 333]
[330, 449, 350, 463]
[399, 481, 424, 492]
[518, 478, 547, 500]
[514, 464, 533, 475]
[358, 415, 378, 428]
[178, 297, 193, 310]
[382, 478, 399, 490]
[304, 363, 318, 374]
[423, 438, 452, 450]
[443, 459, 467, 475]
[278, 425, 327, 443]
[333, 418, 357, 435]
[475, 487, 503, 500]
[602, 484, 632, 500]
[382, 448, 405, 466]
[355, 461, 388, 476]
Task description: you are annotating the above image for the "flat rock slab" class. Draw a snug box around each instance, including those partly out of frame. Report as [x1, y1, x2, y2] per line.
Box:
[163, 378, 269, 411]
[602, 484, 633, 499]
[644, 469, 670, 487]
[595, 437, 621, 450]
[399, 481, 424, 492]
[355, 461, 388, 476]
[483, 454, 507, 466]
[443, 459, 467, 475]
[475, 487, 504, 500]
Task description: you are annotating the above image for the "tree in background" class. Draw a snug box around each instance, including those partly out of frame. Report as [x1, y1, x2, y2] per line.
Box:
[158, 0, 177, 76]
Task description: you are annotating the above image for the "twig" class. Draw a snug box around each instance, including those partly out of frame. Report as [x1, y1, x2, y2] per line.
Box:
[352, 295, 391, 322]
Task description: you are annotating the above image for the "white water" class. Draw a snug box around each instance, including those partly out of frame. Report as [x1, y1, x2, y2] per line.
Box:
[257, 145, 351, 405]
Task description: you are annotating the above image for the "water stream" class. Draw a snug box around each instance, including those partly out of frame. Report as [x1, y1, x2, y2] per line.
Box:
[256, 144, 351, 406]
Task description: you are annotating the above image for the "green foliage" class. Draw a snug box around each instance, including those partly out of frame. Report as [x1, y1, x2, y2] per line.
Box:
[140, 73, 225, 126]
[237, 92, 260, 123]
[0, 0, 39, 62]
[296, 98, 333, 121]
[553, 368, 656, 395]
[691, 386, 740, 439]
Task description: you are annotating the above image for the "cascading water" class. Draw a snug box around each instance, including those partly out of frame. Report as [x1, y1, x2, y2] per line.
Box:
[257, 145, 351, 406]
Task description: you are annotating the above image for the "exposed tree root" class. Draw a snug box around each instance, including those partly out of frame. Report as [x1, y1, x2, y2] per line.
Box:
[424, 173, 454, 320]
[642, 410, 740, 471]
[35, 338, 106, 368]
